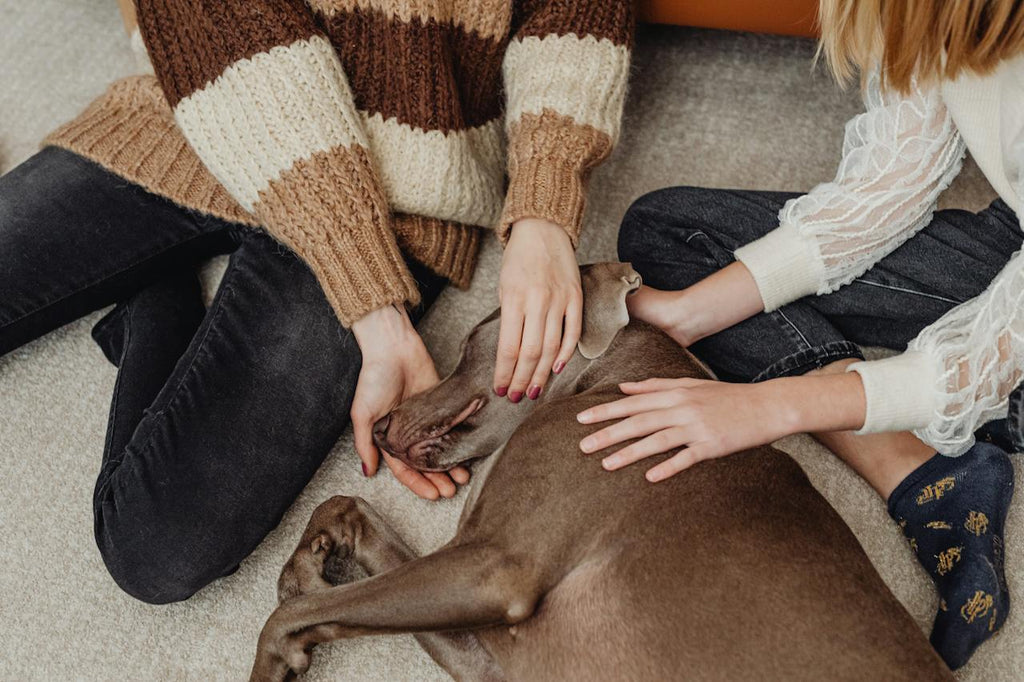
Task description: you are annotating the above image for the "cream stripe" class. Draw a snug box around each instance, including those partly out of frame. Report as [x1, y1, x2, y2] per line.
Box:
[173, 36, 366, 211]
[361, 114, 505, 228]
[307, 0, 511, 41]
[503, 34, 630, 140]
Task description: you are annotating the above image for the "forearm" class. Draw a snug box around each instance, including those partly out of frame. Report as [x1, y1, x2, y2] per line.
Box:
[675, 262, 765, 344]
[765, 371, 868, 436]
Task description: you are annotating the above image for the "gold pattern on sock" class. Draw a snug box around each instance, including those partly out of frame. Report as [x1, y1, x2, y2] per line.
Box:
[925, 520, 952, 530]
[960, 591, 994, 624]
[936, 546, 963, 576]
[989, 608, 998, 632]
[916, 476, 956, 505]
[965, 511, 989, 536]
[908, 537, 918, 552]
[940, 599, 948, 612]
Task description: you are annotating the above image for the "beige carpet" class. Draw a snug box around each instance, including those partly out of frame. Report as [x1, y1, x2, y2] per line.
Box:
[1, 2, 1020, 680]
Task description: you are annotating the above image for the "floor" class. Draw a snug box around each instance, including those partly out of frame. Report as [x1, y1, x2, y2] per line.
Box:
[0, 2, 1020, 680]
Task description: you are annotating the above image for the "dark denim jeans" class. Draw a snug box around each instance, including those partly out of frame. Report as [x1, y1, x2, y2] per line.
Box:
[0, 147, 446, 603]
[618, 186, 1023, 449]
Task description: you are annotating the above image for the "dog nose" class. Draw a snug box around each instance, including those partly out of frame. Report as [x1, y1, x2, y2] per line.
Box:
[372, 414, 391, 449]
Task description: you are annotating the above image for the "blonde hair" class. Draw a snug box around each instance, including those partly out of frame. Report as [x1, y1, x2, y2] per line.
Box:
[818, 0, 1024, 92]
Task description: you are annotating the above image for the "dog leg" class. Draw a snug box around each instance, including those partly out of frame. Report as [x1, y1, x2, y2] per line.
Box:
[270, 496, 508, 682]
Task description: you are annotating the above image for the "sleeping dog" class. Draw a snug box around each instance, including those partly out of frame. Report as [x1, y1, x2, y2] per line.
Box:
[252, 263, 951, 681]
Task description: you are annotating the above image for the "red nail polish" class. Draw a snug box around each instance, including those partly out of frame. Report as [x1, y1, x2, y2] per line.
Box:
[361, 462, 368, 477]
[553, 361, 565, 374]
[495, 386, 508, 397]
[528, 385, 541, 400]
[509, 390, 523, 403]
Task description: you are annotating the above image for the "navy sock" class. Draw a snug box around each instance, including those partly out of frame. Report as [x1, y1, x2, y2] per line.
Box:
[888, 442, 1014, 670]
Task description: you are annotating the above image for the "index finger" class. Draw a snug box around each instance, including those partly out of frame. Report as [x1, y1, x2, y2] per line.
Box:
[493, 302, 524, 395]
[577, 391, 678, 424]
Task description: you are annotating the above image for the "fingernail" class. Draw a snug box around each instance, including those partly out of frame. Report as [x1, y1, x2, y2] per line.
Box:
[494, 386, 507, 397]
[361, 462, 368, 477]
[553, 361, 565, 374]
[580, 438, 595, 453]
[577, 411, 592, 424]
[527, 385, 541, 400]
[509, 390, 523, 404]
[646, 470, 662, 483]
[602, 457, 617, 470]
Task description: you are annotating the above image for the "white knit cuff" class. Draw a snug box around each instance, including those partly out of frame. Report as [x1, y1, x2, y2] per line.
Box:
[847, 352, 938, 434]
[734, 223, 823, 311]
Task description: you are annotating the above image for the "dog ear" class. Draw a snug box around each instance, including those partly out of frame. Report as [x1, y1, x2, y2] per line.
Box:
[578, 262, 642, 359]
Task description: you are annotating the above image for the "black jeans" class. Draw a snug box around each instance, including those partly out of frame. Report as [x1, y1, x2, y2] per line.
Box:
[618, 186, 1023, 447]
[0, 147, 446, 604]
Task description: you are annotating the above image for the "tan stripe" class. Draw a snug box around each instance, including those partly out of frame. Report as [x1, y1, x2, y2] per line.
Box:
[307, 0, 511, 41]
[361, 113, 504, 228]
[173, 36, 366, 212]
[393, 214, 481, 289]
[499, 109, 613, 247]
[503, 33, 630, 140]
[43, 76, 255, 227]
[255, 146, 420, 325]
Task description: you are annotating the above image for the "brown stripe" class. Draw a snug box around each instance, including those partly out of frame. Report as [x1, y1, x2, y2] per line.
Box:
[136, 0, 321, 106]
[255, 145, 421, 325]
[322, 8, 505, 132]
[512, 0, 634, 48]
[308, 0, 512, 41]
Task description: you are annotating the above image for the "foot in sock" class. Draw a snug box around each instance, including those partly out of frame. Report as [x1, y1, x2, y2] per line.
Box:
[888, 441, 1015, 670]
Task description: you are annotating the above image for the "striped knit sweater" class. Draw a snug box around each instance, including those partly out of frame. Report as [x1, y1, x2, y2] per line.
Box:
[44, 0, 633, 326]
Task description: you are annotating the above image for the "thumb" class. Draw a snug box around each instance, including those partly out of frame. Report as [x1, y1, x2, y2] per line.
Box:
[351, 407, 381, 477]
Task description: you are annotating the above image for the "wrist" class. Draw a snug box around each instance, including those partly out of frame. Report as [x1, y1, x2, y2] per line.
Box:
[352, 304, 420, 357]
[773, 372, 868, 434]
[508, 217, 571, 246]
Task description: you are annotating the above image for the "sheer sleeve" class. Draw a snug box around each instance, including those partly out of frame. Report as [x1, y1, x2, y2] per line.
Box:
[735, 72, 966, 311]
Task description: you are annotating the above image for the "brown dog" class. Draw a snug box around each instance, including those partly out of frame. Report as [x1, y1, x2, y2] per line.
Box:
[252, 263, 952, 681]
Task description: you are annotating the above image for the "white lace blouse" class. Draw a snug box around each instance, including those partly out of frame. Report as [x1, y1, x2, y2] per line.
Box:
[735, 59, 1024, 455]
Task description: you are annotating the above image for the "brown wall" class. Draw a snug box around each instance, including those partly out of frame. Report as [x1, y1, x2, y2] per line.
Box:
[637, 0, 819, 38]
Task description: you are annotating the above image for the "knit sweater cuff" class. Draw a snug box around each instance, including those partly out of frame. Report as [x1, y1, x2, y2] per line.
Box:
[847, 352, 938, 434]
[497, 109, 613, 247]
[254, 148, 421, 327]
[734, 223, 823, 311]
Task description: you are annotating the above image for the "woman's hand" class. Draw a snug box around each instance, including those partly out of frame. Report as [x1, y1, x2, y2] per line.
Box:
[576, 373, 867, 482]
[351, 305, 470, 500]
[494, 218, 582, 402]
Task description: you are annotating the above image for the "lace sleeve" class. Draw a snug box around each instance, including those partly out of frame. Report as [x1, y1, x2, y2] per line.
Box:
[735, 72, 966, 311]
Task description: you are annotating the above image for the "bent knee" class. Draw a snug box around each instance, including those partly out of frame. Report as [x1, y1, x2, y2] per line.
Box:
[618, 186, 714, 263]
[95, 512, 235, 605]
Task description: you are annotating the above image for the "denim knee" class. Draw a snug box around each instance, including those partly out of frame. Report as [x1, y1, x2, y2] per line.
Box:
[618, 186, 705, 264]
[94, 494, 232, 605]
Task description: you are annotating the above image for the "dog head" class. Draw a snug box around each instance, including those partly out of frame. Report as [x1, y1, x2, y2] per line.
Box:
[372, 262, 641, 472]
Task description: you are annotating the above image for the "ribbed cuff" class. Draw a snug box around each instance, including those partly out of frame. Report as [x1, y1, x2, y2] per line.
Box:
[499, 156, 586, 247]
[497, 110, 613, 248]
[847, 352, 938, 434]
[734, 223, 823, 311]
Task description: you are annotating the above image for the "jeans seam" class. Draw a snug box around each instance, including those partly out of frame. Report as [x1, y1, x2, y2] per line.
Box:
[0, 231, 208, 329]
[854, 278, 962, 305]
[775, 309, 812, 350]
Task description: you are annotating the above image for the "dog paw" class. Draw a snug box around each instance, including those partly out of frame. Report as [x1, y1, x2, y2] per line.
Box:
[278, 496, 372, 601]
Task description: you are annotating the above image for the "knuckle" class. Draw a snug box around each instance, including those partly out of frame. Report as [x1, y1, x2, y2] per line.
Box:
[521, 345, 542, 360]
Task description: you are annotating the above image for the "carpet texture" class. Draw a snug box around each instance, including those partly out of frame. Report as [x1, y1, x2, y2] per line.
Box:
[0, 2, 1020, 680]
